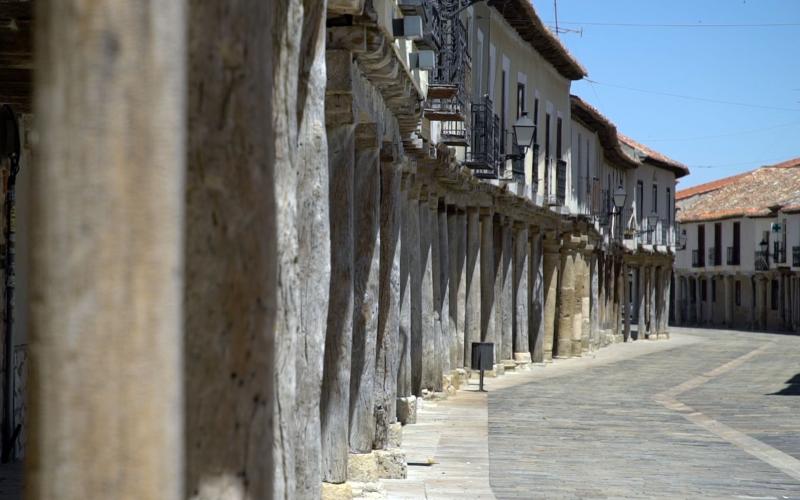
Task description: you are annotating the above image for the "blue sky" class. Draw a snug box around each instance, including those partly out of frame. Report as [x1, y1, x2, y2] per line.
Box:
[530, 0, 800, 190]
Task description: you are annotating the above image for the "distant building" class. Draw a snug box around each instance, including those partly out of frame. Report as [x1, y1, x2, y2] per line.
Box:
[673, 158, 800, 332]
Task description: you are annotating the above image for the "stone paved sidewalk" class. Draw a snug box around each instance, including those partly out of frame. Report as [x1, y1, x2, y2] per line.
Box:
[383, 328, 800, 499]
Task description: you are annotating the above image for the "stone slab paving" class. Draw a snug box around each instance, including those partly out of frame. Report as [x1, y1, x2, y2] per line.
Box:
[385, 328, 800, 499]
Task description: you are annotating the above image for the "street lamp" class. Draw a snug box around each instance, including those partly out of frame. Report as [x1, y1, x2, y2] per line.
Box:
[611, 184, 627, 215]
[759, 237, 769, 255]
[506, 112, 536, 161]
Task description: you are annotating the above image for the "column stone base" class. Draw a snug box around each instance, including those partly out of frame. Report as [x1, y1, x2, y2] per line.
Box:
[348, 452, 379, 483]
[322, 482, 353, 500]
[387, 422, 402, 448]
[374, 449, 408, 479]
[501, 359, 517, 372]
[396, 396, 417, 425]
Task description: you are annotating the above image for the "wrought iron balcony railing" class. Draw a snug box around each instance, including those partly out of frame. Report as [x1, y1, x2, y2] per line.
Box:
[465, 96, 500, 179]
[773, 241, 786, 264]
[726, 246, 740, 266]
[707, 247, 718, 266]
[692, 249, 703, 268]
[755, 250, 770, 271]
[556, 159, 567, 206]
[793, 246, 800, 267]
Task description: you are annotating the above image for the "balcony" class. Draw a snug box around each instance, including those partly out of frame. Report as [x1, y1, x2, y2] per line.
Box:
[425, 4, 469, 125]
[726, 246, 740, 266]
[465, 96, 501, 179]
[707, 247, 719, 266]
[692, 249, 704, 268]
[556, 159, 567, 206]
[794, 246, 800, 267]
[773, 241, 786, 264]
[755, 250, 769, 271]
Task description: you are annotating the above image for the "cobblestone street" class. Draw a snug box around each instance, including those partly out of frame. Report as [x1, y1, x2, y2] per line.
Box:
[386, 328, 800, 499]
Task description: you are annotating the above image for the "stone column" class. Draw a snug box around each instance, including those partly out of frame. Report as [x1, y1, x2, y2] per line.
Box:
[557, 236, 577, 358]
[674, 275, 683, 326]
[542, 231, 560, 361]
[512, 223, 530, 364]
[448, 208, 467, 369]
[571, 243, 585, 356]
[530, 228, 545, 363]
[349, 122, 381, 453]
[480, 210, 496, 361]
[499, 217, 514, 367]
[613, 259, 623, 342]
[396, 177, 414, 422]
[492, 214, 505, 366]
[464, 208, 481, 368]
[374, 152, 401, 449]
[31, 2, 185, 497]
[320, 53, 356, 483]
[417, 195, 439, 393]
[431, 198, 449, 379]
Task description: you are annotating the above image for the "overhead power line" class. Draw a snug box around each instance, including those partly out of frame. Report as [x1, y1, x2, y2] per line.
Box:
[548, 21, 800, 28]
[638, 120, 800, 142]
[580, 79, 800, 112]
[688, 155, 797, 169]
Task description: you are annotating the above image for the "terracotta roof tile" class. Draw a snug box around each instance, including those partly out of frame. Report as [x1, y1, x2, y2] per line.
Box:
[676, 157, 800, 223]
[570, 95, 639, 169]
[618, 133, 690, 177]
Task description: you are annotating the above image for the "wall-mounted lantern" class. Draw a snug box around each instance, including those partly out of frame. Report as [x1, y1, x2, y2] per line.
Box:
[504, 112, 536, 161]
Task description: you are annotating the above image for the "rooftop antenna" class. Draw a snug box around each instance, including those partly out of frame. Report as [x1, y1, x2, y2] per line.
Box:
[553, 0, 559, 36]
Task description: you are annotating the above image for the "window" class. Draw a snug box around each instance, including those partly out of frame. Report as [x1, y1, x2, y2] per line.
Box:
[545, 113, 551, 160]
[533, 98, 539, 143]
[500, 70, 507, 154]
[771, 279, 779, 310]
[556, 117, 563, 159]
[516, 83, 525, 119]
[585, 138, 591, 194]
[636, 181, 644, 222]
[666, 188, 671, 224]
[735, 280, 741, 306]
[732, 221, 741, 264]
[652, 183, 658, 214]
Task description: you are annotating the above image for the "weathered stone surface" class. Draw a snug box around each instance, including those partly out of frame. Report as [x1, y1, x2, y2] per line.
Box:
[387, 423, 402, 449]
[557, 245, 575, 358]
[375, 449, 407, 479]
[31, 1, 185, 498]
[436, 202, 451, 374]
[347, 452, 378, 483]
[322, 482, 354, 500]
[396, 396, 417, 425]
[418, 200, 440, 393]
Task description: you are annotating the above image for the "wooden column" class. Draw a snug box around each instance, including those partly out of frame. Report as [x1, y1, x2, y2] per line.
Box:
[530, 228, 545, 363]
[512, 222, 530, 363]
[571, 243, 585, 356]
[557, 237, 576, 358]
[480, 210, 496, 361]
[581, 247, 592, 352]
[589, 252, 599, 350]
[31, 1, 185, 499]
[448, 207, 467, 369]
[374, 151, 401, 449]
[396, 176, 413, 404]
[417, 195, 439, 392]
[542, 231, 560, 361]
[320, 52, 356, 483]
[498, 218, 514, 363]
[623, 262, 631, 341]
[434, 199, 451, 377]
[464, 208, 481, 367]
[649, 266, 658, 339]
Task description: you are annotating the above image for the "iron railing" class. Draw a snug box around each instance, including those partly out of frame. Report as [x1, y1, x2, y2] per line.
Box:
[793, 246, 800, 267]
[466, 96, 500, 179]
[425, 0, 470, 127]
[773, 241, 786, 264]
[556, 159, 567, 206]
[692, 249, 703, 268]
[755, 250, 769, 271]
[707, 247, 718, 266]
[726, 246, 740, 266]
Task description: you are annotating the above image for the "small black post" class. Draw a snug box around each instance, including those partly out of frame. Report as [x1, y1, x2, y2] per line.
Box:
[471, 341, 494, 393]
